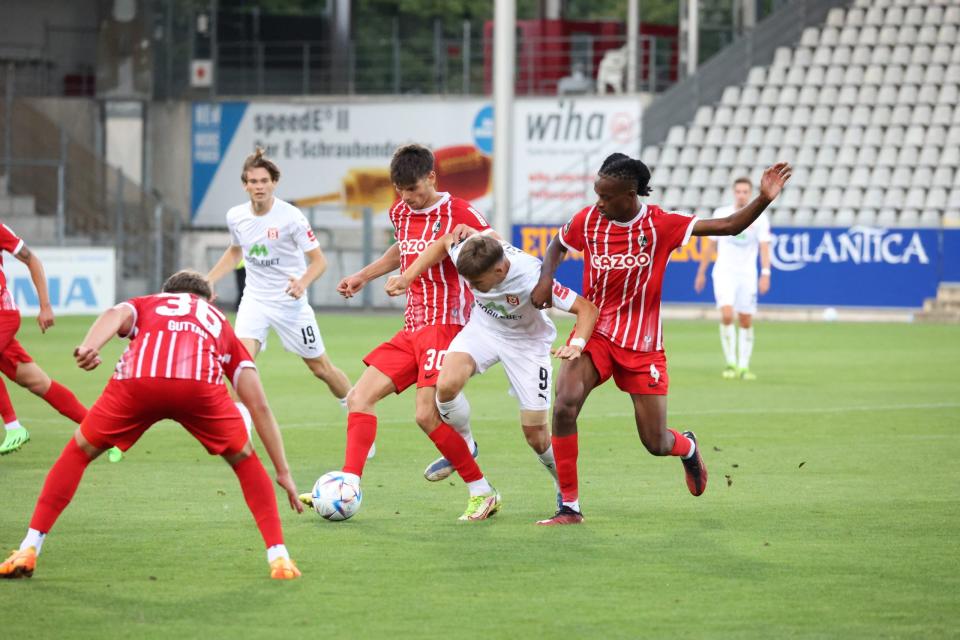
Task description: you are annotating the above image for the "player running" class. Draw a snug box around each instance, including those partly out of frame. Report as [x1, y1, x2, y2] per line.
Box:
[694, 177, 772, 380]
[0, 270, 303, 580]
[323, 144, 500, 521]
[0, 222, 123, 461]
[385, 228, 599, 504]
[207, 148, 352, 429]
[531, 154, 791, 525]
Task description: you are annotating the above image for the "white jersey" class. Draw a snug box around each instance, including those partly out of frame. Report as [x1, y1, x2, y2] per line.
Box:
[711, 205, 772, 277]
[448, 237, 576, 342]
[226, 198, 320, 303]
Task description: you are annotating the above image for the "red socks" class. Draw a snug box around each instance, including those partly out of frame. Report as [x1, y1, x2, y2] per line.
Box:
[343, 412, 377, 476]
[0, 378, 15, 423]
[668, 429, 693, 457]
[428, 423, 482, 483]
[231, 453, 283, 548]
[42, 381, 88, 424]
[552, 433, 580, 503]
[29, 438, 93, 533]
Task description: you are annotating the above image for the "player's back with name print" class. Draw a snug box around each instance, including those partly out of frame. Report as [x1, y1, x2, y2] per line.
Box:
[114, 293, 237, 384]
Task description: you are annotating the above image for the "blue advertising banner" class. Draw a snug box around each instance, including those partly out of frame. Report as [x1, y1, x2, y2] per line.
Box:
[513, 225, 960, 309]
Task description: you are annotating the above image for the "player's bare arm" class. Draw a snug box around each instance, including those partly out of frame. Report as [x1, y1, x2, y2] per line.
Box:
[531, 236, 566, 309]
[553, 295, 599, 360]
[73, 304, 135, 370]
[234, 367, 303, 513]
[759, 241, 772, 295]
[286, 247, 327, 299]
[693, 163, 792, 237]
[694, 238, 716, 293]
[206, 245, 244, 285]
[385, 231, 473, 297]
[337, 243, 402, 298]
[14, 244, 55, 333]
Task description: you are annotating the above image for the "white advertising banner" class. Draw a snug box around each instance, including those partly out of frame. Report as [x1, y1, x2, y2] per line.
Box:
[191, 97, 642, 229]
[3, 247, 116, 316]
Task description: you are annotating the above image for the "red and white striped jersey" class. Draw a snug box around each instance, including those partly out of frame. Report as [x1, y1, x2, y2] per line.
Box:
[389, 192, 490, 331]
[558, 203, 698, 352]
[0, 223, 25, 311]
[113, 293, 255, 387]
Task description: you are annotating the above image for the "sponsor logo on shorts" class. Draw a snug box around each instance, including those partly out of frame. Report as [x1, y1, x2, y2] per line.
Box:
[649, 363, 661, 387]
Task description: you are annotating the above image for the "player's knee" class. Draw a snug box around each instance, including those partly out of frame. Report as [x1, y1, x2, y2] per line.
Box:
[307, 358, 332, 379]
[414, 407, 438, 431]
[434, 376, 461, 403]
[346, 386, 373, 413]
[552, 397, 580, 433]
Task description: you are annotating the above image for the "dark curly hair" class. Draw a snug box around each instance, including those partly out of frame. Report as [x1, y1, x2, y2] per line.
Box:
[598, 153, 652, 196]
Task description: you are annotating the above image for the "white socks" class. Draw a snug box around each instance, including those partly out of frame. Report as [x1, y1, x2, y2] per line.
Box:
[738, 327, 755, 371]
[466, 477, 493, 497]
[436, 393, 475, 451]
[266, 544, 289, 563]
[21, 528, 45, 554]
[537, 446, 559, 488]
[235, 402, 253, 437]
[719, 323, 736, 367]
[5, 419, 22, 431]
[563, 499, 581, 512]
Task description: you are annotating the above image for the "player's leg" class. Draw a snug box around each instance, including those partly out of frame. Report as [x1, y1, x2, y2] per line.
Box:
[342, 365, 397, 476]
[735, 277, 759, 380]
[272, 303, 351, 405]
[232, 297, 269, 431]
[222, 442, 299, 579]
[303, 354, 351, 406]
[415, 385, 500, 521]
[0, 376, 25, 454]
[1, 429, 106, 578]
[424, 327, 497, 481]
[630, 393, 707, 496]
[537, 350, 603, 525]
[424, 351, 479, 481]
[713, 272, 738, 378]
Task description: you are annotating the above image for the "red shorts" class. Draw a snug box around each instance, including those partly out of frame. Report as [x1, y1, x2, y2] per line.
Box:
[0, 311, 33, 380]
[80, 378, 248, 455]
[363, 324, 463, 393]
[581, 332, 669, 395]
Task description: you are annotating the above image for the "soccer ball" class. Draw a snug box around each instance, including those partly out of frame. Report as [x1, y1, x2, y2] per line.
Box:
[311, 471, 362, 521]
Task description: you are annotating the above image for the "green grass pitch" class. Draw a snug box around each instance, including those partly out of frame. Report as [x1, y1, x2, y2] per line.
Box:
[1, 313, 958, 638]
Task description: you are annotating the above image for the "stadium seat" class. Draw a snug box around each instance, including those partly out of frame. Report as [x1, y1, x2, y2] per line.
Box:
[905, 187, 927, 209]
[805, 67, 826, 87]
[879, 26, 899, 46]
[913, 166, 934, 187]
[847, 7, 865, 26]
[813, 207, 835, 226]
[899, 209, 920, 227]
[859, 26, 879, 46]
[835, 208, 856, 226]
[796, 146, 817, 167]
[851, 45, 872, 66]
[876, 85, 898, 105]
[714, 105, 734, 125]
[709, 167, 729, 187]
[735, 147, 756, 166]
[766, 66, 787, 86]
[850, 166, 871, 187]
[825, 66, 845, 86]
[864, 187, 885, 209]
[689, 167, 710, 187]
[785, 66, 806, 86]
[641, 146, 659, 166]
[837, 85, 859, 105]
[696, 146, 717, 166]
[793, 208, 814, 225]
[887, 188, 906, 208]
[693, 105, 713, 127]
[667, 126, 686, 146]
[724, 126, 745, 146]
[706, 126, 725, 146]
[857, 146, 879, 165]
[897, 84, 919, 105]
[883, 126, 905, 146]
[949, 188, 960, 210]
[832, 46, 852, 66]
[841, 187, 861, 208]
[946, 6, 960, 25]
[653, 165, 671, 185]
[716, 147, 736, 166]
[733, 105, 753, 126]
[822, 187, 843, 209]
[780, 185, 801, 209]
[897, 146, 919, 166]
[890, 105, 912, 126]
[700, 187, 722, 206]
[741, 86, 761, 105]
[721, 87, 740, 105]
[856, 85, 879, 105]
[919, 210, 942, 228]
[681, 187, 701, 208]
[801, 27, 820, 47]
[905, 125, 926, 147]
[933, 104, 954, 125]
[870, 106, 892, 127]
[671, 166, 690, 185]
[855, 208, 878, 226]
[772, 47, 792, 67]
[890, 166, 913, 188]
[802, 186, 822, 205]
[918, 84, 939, 104]
[898, 26, 919, 46]
[941, 146, 960, 166]
[756, 146, 777, 167]
[917, 26, 938, 45]
[678, 146, 699, 166]
[876, 208, 898, 226]
[919, 146, 941, 167]
[659, 146, 679, 166]
[798, 85, 818, 105]
[912, 45, 932, 66]
[746, 66, 767, 86]
[826, 7, 845, 28]
[686, 125, 707, 145]
[809, 166, 830, 187]
[769, 208, 793, 227]
[662, 187, 683, 209]
[885, 6, 904, 25]
[946, 65, 960, 84]
[939, 84, 959, 104]
[932, 167, 954, 188]
[937, 25, 958, 45]
[864, 7, 885, 26]
[830, 106, 851, 126]
[870, 166, 892, 187]
[884, 65, 905, 85]
[813, 45, 832, 67]
[811, 106, 832, 127]
[932, 45, 952, 65]
[926, 188, 948, 209]
[816, 146, 838, 165]
[924, 6, 943, 25]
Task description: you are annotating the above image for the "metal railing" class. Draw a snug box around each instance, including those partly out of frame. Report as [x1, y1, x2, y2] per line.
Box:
[0, 88, 182, 299]
[642, 0, 850, 148]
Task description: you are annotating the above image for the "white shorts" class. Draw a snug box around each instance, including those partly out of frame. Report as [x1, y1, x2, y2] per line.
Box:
[234, 295, 326, 359]
[712, 270, 758, 315]
[447, 321, 552, 411]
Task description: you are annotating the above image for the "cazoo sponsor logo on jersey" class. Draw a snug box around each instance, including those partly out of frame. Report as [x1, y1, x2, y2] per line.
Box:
[399, 239, 434, 255]
[770, 226, 931, 272]
[590, 252, 651, 271]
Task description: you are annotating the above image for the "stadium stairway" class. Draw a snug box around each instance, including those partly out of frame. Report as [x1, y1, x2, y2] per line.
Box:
[916, 283, 960, 323]
[641, 0, 960, 229]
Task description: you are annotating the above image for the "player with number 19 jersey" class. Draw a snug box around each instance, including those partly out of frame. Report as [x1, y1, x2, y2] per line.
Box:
[364, 192, 490, 391]
[82, 292, 255, 455]
[558, 203, 698, 393]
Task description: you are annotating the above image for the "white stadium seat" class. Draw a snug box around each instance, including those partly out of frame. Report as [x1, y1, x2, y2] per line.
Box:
[813, 208, 836, 226]
[913, 167, 933, 188]
[919, 147, 941, 167]
[801, 27, 820, 47]
[667, 126, 686, 146]
[926, 188, 948, 209]
[924, 7, 943, 26]
[850, 166, 871, 187]
[897, 146, 919, 166]
[809, 166, 830, 187]
[793, 208, 814, 226]
[890, 166, 913, 188]
[746, 66, 767, 86]
[918, 84, 939, 104]
[886, 188, 906, 208]
[818, 86, 838, 106]
[932, 167, 954, 188]
[846, 7, 865, 27]
[835, 208, 856, 226]
[641, 146, 660, 166]
[905, 187, 927, 209]
[858, 26, 878, 46]
[864, 187, 885, 209]
[697, 147, 717, 165]
[919, 210, 941, 228]
[841, 189, 862, 209]
[678, 146, 699, 167]
[899, 209, 920, 227]
[876, 208, 898, 227]
[932, 45, 952, 65]
[851, 45, 871, 66]
[891, 45, 912, 66]
[689, 167, 710, 187]
[855, 208, 878, 226]
[826, 7, 846, 27]
[870, 106, 892, 127]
